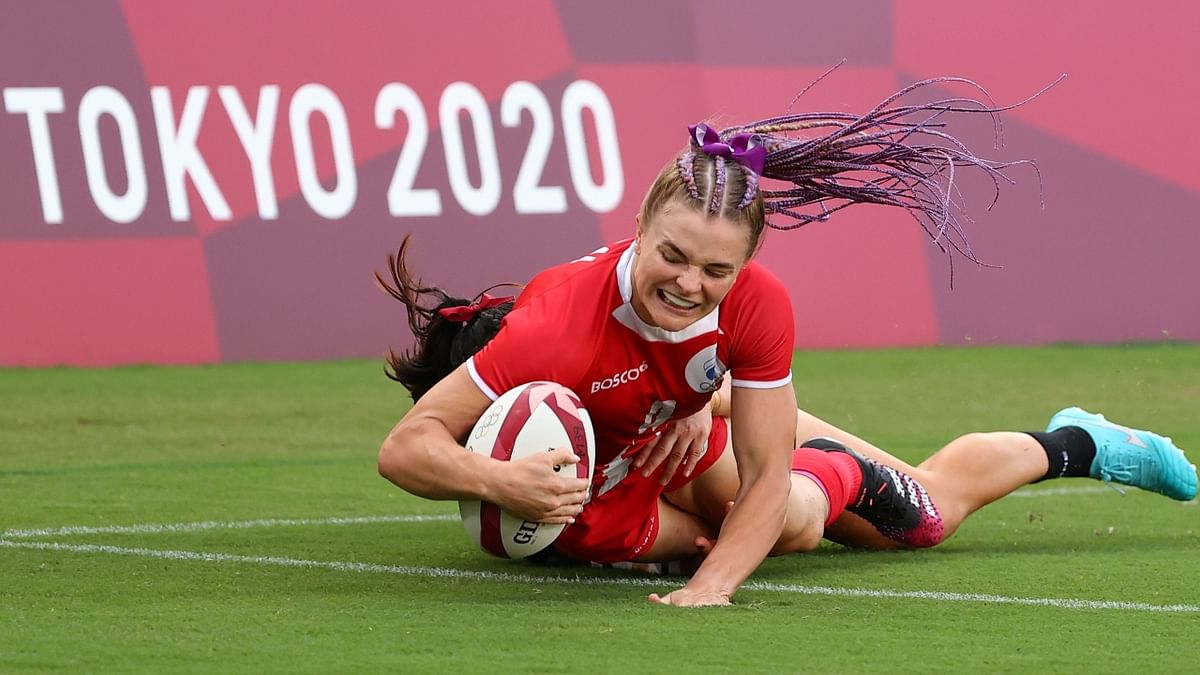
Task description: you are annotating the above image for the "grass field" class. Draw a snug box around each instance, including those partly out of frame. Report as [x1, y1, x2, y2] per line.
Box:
[2, 345, 1197, 673]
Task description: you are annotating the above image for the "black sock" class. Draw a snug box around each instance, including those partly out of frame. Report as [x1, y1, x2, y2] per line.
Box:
[1026, 427, 1097, 482]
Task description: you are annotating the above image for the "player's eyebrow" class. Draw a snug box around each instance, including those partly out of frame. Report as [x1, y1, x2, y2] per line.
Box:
[661, 241, 738, 273]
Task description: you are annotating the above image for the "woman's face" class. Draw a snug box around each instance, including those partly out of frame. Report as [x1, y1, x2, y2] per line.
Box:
[630, 201, 752, 332]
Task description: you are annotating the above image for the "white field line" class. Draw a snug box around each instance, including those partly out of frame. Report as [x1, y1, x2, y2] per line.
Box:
[3, 487, 1117, 539]
[0, 514, 457, 539]
[1, 538, 1196, 614]
[1009, 486, 1113, 498]
[1009, 485, 1198, 503]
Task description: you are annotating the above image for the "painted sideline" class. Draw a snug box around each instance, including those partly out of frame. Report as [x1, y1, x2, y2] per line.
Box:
[2, 538, 1195, 614]
[1009, 486, 1112, 498]
[0, 514, 457, 539]
[3, 485, 1119, 539]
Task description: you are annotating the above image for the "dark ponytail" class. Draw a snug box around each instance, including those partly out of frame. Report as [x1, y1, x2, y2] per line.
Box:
[375, 235, 515, 402]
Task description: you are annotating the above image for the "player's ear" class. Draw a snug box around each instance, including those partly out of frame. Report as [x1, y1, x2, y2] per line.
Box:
[633, 212, 643, 251]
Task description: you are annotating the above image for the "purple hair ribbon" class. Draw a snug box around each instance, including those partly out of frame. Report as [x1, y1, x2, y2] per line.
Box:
[689, 124, 766, 176]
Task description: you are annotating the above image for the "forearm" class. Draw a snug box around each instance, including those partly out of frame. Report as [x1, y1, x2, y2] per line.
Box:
[687, 383, 797, 599]
[377, 416, 497, 502]
[685, 469, 789, 597]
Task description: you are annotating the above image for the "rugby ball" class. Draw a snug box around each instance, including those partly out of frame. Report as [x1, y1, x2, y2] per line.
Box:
[459, 381, 596, 559]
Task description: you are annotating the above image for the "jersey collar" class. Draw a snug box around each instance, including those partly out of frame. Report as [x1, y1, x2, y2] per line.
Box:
[612, 243, 720, 343]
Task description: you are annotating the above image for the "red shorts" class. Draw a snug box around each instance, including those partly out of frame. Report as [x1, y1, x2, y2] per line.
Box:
[551, 416, 729, 564]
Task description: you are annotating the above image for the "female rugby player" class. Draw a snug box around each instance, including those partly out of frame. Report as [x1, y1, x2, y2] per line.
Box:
[375, 78, 1197, 606]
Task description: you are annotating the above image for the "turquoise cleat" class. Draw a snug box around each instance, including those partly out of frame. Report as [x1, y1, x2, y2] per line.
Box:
[1046, 407, 1198, 501]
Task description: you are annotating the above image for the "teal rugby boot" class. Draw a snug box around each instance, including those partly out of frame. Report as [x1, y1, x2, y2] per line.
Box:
[1047, 407, 1197, 501]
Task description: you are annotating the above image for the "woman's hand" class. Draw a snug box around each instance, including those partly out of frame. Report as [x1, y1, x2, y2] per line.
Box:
[632, 405, 713, 485]
[488, 448, 591, 524]
[647, 586, 732, 607]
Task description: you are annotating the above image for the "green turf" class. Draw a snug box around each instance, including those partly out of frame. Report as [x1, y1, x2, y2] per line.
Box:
[2, 345, 1197, 673]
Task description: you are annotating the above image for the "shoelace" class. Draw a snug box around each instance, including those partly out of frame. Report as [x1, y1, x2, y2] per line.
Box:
[1097, 445, 1161, 496]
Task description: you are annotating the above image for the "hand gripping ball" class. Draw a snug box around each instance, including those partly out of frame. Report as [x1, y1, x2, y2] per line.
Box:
[459, 381, 596, 558]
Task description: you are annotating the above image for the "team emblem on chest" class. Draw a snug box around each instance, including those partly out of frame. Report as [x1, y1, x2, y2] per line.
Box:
[684, 344, 727, 393]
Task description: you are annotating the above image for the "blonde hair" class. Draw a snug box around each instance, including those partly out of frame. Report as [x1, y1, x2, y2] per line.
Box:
[637, 154, 767, 258]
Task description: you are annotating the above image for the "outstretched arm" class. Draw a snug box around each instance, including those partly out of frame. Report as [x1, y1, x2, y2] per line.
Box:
[650, 383, 796, 606]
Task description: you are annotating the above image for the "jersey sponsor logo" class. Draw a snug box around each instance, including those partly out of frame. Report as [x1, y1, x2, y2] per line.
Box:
[684, 345, 727, 393]
[1100, 419, 1148, 448]
[590, 361, 649, 393]
[1060, 410, 1147, 449]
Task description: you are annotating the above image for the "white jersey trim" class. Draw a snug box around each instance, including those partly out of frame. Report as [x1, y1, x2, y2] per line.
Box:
[730, 371, 793, 389]
[465, 357, 500, 401]
[612, 244, 720, 344]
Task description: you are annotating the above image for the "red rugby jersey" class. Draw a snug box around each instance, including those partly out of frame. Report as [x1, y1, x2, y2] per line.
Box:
[467, 239, 793, 497]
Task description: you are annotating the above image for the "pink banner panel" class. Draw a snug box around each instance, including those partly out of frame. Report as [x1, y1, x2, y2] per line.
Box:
[1, 0, 1196, 365]
[0, 238, 219, 366]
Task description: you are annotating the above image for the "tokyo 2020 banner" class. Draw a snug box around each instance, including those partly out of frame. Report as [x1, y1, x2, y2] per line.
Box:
[2, 1, 1198, 366]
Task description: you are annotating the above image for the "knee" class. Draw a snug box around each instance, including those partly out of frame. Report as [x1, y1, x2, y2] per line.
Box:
[770, 514, 824, 556]
[950, 431, 999, 450]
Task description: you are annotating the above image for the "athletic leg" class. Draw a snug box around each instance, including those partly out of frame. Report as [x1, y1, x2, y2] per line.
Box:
[800, 406, 1197, 549]
[657, 408, 1077, 553]
[792, 408, 1049, 547]
[912, 431, 1049, 528]
[650, 409, 1067, 557]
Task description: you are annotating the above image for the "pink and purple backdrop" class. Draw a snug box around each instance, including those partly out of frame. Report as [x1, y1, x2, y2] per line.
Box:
[2, 1, 1197, 366]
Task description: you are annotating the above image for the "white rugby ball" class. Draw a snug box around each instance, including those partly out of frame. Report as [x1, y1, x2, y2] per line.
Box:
[459, 381, 596, 559]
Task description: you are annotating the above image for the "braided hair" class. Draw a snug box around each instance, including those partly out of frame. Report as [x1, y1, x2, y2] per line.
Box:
[646, 66, 1063, 264]
[375, 234, 516, 402]
[382, 72, 1060, 393]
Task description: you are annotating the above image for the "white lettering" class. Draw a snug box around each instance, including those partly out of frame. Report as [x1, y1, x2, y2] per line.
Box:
[289, 83, 357, 219]
[440, 81, 501, 216]
[375, 83, 442, 217]
[151, 86, 232, 222]
[590, 362, 649, 393]
[219, 85, 280, 220]
[78, 86, 147, 224]
[7, 79, 625, 225]
[3, 87, 66, 224]
[561, 80, 623, 213]
[500, 81, 566, 214]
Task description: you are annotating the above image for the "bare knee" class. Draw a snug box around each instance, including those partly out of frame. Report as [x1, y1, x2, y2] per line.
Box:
[770, 516, 824, 555]
[768, 474, 831, 555]
[958, 431, 1004, 448]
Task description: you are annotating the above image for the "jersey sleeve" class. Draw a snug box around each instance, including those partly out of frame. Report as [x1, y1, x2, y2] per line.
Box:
[466, 303, 584, 401]
[513, 268, 556, 310]
[726, 264, 794, 389]
[467, 307, 537, 400]
[471, 244, 621, 400]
